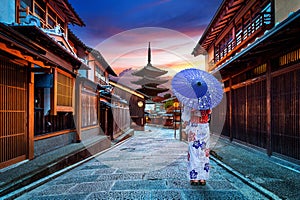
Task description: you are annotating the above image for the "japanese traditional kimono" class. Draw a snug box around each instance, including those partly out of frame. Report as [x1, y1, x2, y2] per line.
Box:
[182, 106, 211, 181]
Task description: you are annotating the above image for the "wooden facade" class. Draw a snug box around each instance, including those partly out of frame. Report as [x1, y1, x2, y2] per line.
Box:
[75, 47, 117, 143]
[0, 21, 62, 167]
[75, 77, 99, 142]
[0, 59, 29, 168]
[0, 22, 55, 167]
[194, 0, 300, 161]
[0, 0, 114, 169]
[110, 81, 146, 131]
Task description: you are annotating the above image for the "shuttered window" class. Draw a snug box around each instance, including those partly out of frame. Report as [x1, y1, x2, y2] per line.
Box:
[81, 91, 97, 127]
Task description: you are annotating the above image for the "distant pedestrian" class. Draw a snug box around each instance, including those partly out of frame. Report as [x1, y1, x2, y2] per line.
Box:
[182, 106, 211, 185]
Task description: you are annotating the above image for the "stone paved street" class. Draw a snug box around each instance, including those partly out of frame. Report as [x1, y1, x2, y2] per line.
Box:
[16, 126, 268, 200]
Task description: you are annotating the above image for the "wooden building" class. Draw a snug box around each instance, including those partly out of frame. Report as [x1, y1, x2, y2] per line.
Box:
[76, 47, 117, 144]
[110, 80, 146, 131]
[0, 22, 57, 168]
[0, 0, 114, 169]
[193, 0, 300, 161]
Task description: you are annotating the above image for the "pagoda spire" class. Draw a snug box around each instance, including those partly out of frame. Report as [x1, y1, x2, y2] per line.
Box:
[131, 42, 169, 97]
[148, 42, 151, 64]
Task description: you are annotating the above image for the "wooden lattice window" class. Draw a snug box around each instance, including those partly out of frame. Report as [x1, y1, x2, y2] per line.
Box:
[34, 0, 46, 20]
[57, 72, 73, 107]
[18, 0, 66, 32]
[51, 69, 74, 114]
[279, 48, 300, 67]
[46, 7, 65, 32]
[252, 63, 267, 75]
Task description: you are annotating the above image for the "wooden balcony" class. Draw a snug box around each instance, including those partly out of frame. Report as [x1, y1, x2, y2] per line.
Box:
[211, 11, 273, 70]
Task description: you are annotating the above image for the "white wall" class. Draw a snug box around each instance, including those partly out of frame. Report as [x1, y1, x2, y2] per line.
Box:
[275, 0, 300, 23]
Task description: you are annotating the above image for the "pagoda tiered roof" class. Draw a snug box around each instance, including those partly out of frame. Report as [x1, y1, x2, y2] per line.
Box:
[137, 85, 169, 97]
[131, 75, 168, 86]
[132, 63, 168, 77]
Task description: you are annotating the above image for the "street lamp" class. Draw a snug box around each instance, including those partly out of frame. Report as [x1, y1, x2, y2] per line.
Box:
[137, 101, 144, 108]
[173, 102, 179, 139]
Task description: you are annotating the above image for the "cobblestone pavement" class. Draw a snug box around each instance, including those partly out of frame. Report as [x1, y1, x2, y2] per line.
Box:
[15, 126, 268, 200]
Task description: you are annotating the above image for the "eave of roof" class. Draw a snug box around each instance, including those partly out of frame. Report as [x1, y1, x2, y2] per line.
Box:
[136, 86, 169, 97]
[0, 23, 57, 66]
[87, 47, 117, 76]
[68, 29, 87, 49]
[193, 0, 246, 55]
[196, 0, 227, 47]
[55, 0, 85, 26]
[11, 25, 89, 70]
[137, 85, 169, 93]
[109, 80, 147, 99]
[0, 23, 45, 54]
[132, 64, 168, 77]
[131, 76, 168, 85]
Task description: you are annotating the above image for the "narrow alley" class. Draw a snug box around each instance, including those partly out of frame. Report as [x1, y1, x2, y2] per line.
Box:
[9, 126, 270, 200]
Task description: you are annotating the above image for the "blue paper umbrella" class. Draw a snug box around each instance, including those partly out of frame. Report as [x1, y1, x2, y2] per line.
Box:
[171, 68, 223, 110]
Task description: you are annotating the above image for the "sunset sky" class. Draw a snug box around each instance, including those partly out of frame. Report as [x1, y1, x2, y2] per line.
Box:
[69, 0, 222, 75]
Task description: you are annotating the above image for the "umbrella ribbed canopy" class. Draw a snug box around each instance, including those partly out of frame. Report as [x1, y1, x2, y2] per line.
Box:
[171, 68, 223, 110]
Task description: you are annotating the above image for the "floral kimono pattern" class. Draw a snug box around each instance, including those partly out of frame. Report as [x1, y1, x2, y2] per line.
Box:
[182, 107, 211, 181]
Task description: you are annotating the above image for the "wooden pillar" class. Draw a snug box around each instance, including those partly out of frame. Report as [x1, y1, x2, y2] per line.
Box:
[266, 60, 272, 156]
[64, 20, 68, 39]
[28, 64, 34, 160]
[105, 108, 108, 136]
[97, 95, 100, 128]
[75, 81, 82, 142]
[15, 0, 20, 23]
[229, 78, 233, 141]
[50, 68, 57, 115]
[245, 84, 248, 143]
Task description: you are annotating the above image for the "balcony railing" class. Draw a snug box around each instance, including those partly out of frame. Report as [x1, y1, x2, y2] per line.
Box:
[34, 110, 75, 136]
[213, 11, 273, 66]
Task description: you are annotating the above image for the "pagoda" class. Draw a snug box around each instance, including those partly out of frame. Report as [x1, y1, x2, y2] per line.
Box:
[131, 43, 168, 97]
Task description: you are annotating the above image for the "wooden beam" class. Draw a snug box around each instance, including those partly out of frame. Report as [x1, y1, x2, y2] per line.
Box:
[0, 42, 51, 68]
[34, 129, 76, 141]
[9, 58, 28, 66]
[218, 18, 229, 26]
[231, 0, 244, 7]
[45, 51, 74, 73]
[212, 23, 227, 32]
[56, 106, 73, 112]
[30, 67, 52, 73]
[220, 11, 235, 22]
[56, 67, 74, 78]
[226, 4, 241, 15]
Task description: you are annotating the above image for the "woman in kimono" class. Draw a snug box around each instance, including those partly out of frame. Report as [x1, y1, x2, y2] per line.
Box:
[182, 106, 211, 186]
